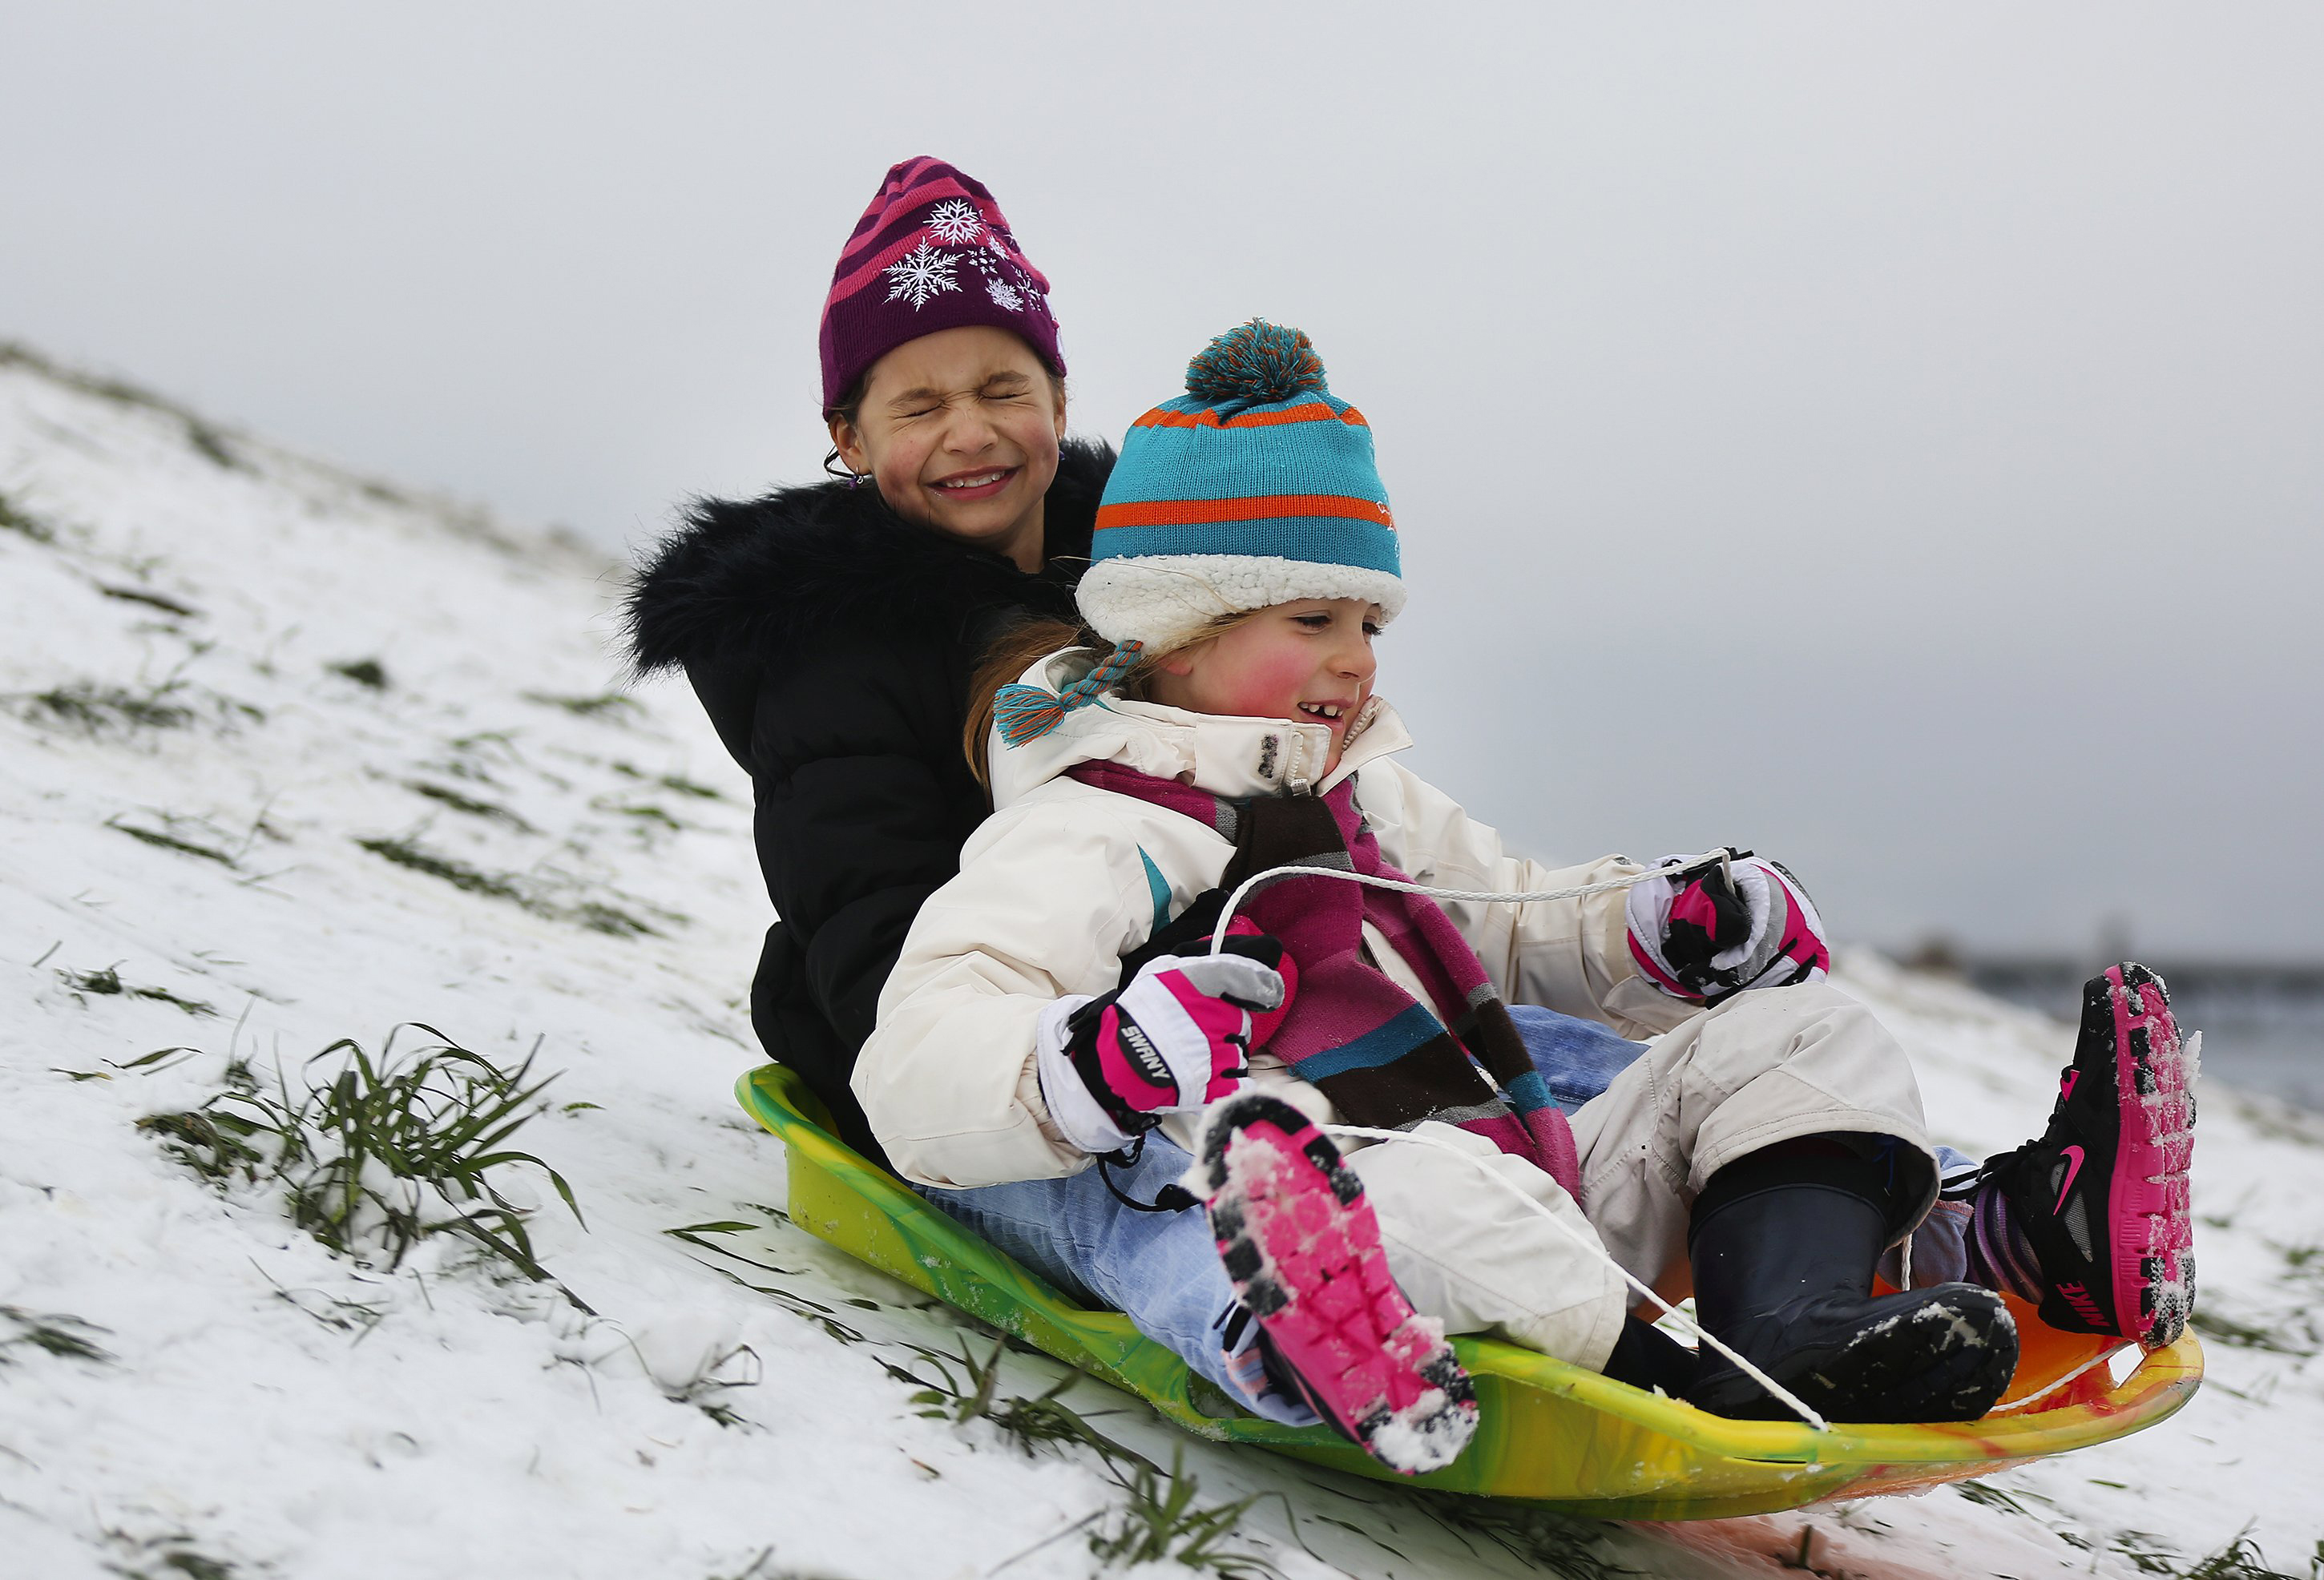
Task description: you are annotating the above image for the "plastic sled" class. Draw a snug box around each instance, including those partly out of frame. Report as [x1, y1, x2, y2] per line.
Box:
[738, 1063, 2201, 1520]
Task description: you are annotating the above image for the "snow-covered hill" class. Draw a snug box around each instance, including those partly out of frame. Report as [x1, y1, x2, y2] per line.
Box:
[2, 343, 2317, 1580]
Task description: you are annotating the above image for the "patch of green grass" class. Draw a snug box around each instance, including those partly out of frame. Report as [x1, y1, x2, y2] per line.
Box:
[1088, 1450, 1285, 1579]
[886, 1335, 1137, 1464]
[26, 681, 195, 733]
[0, 488, 56, 543]
[703, 1553, 854, 1580]
[610, 803, 683, 832]
[2190, 1306, 2314, 1356]
[251, 1264, 389, 1337]
[109, 815, 239, 868]
[356, 834, 661, 937]
[2114, 1530, 2190, 1576]
[329, 657, 389, 691]
[2109, 1526, 2319, 1579]
[0, 1304, 114, 1364]
[706, 1550, 775, 1580]
[139, 1031, 586, 1296]
[357, 835, 525, 901]
[138, 1103, 271, 1177]
[659, 1222, 864, 1346]
[524, 690, 641, 721]
[613, 762, 725, 800]
[99, 583, 201, 619]
[184, 421, 238, 470]
[429, 730, 523, 785]
[57, 964, 217, 1017]
[18, 663, 261, 738]
[1404, 1492, 1632, 1579]
[2174, 1530, 2319, 1579]
[107, 1543, 240, 1580]
[570, 900, 657, 937]
[1955, 1477, 2043, 1517]
[99, 1528, 242, 1580]
[883, 1337, 1303, 1577]
[401, 780, 537, 833]
[664, 1340, 762, 1428]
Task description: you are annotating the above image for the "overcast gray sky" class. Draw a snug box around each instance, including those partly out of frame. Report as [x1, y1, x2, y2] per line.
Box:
[6, 3, 2318, 962]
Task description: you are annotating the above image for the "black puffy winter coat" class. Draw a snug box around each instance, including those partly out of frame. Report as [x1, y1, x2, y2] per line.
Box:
[623, 441, 1112, 1160]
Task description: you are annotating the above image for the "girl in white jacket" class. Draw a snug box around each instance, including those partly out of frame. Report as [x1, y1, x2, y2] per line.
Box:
[853, 322, 2195, 1475]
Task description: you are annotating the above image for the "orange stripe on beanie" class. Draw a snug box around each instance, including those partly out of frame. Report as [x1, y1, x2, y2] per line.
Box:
[1095, 494, 1395, 531]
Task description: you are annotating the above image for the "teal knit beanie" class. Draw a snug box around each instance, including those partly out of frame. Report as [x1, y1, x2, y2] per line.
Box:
[995, 321, 1404, 748]
[1077, 320, 1403, 654]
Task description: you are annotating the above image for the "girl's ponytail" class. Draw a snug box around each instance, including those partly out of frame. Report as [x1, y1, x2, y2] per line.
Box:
[964, 617, 1096, 789]
[962, 607, 1264, 791]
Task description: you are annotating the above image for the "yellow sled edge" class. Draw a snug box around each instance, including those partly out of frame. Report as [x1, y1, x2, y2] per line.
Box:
[737, 1062, 2201, 1518]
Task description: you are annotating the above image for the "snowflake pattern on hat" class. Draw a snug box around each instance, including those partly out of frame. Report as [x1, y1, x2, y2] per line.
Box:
[882, 202, 1044, 317]
[967, 250, 1038, 316]
[924, 199, 985, 246]
[883, 243, 960, 308]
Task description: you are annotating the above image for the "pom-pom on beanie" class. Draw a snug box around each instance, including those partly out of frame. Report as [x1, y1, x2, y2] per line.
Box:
[1077, 320, 1402, 656]
[819, 156, 1063, 411]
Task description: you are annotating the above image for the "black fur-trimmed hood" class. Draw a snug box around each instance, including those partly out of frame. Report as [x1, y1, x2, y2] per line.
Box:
[623, 437, 1112, 678]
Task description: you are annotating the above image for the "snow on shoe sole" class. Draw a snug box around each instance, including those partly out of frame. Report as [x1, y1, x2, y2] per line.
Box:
[1689, 1284, 2020, 1424]
[1981, 962, 2197, 1346]
[1802, 1286, 2021, 1423]
[1197, 1094, 1477, 1475]
[2016, 965, 2199, 1345]
[2092, 964, 2197, 1346]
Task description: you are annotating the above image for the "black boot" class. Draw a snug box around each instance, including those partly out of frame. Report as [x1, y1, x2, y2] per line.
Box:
[1602, 1315, 1701, 1397]
[1684, 1144, 2019, 1423]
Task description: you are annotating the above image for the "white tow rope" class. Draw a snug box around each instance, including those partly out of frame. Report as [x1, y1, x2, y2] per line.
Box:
[1208, 847, 1834, 1431]
[1204, 851, 1729, 957]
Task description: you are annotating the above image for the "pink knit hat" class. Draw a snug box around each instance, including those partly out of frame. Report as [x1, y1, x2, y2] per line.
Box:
[818, 156, 1063, 411]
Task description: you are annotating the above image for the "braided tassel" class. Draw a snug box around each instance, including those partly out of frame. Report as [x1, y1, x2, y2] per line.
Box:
[995, 639, 1144, 747]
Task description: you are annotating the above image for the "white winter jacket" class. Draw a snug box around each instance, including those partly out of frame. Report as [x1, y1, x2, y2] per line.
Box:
[855, 651, 1696, 1191]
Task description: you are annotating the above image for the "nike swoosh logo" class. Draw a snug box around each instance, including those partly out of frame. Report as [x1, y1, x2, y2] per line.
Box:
[2054, 1144, 2086, 1214]
[2060, 1070, 2080, 1103]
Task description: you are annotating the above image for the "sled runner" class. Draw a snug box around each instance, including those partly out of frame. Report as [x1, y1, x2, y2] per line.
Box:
[738, 1062, 2201, 1520]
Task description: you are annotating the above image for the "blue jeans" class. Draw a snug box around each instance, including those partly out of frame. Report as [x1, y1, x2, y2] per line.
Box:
[1508, 1003, 1650, 1116]
[919, 1006, 1982, 1416]
[917, 1132, 1318, 1425]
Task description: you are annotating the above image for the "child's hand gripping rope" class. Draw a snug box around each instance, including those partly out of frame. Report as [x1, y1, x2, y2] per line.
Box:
[1034, 933, 1289, 1156]
[1624, 850, 1831, 1006]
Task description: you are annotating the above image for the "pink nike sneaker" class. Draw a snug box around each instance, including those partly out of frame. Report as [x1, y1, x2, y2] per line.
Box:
[1975, 963, 2197, 1345]
[1196, 1094, 1479, 1474]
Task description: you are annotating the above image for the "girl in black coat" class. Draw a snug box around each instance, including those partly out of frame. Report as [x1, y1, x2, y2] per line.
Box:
[623, 158, 1108, 1160]
[624, 435, 1109, 1159]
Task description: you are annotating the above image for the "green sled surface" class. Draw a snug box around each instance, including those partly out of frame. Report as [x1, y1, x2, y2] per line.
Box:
[738, 1062, 2200, 1520]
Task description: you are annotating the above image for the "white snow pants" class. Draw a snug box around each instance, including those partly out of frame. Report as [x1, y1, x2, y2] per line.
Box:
[1342, 981, 1937, 1373]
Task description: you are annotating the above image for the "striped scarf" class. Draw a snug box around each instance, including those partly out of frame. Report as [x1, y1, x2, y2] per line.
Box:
[1068, 763, 1580, 1200]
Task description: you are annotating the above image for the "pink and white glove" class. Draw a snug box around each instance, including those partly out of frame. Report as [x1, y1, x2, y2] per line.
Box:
[1033, 942, 1288, 1157]
[1625, 851, 1830, 1006]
